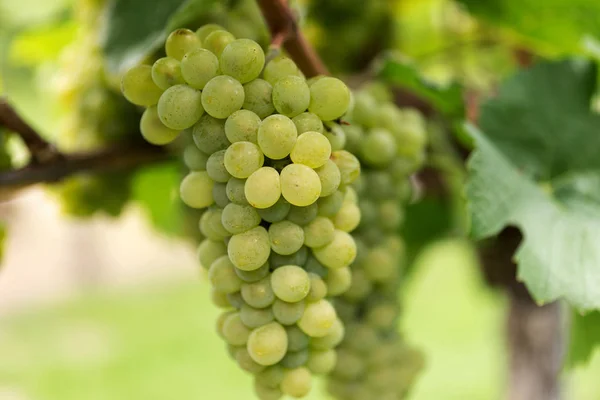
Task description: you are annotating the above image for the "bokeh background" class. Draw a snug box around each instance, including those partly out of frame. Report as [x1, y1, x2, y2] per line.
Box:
[1, 0, 600, 399]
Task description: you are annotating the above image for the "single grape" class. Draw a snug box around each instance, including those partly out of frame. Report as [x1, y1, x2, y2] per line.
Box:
[290, 131, 331, 168]
[236, 347, 266, 374]
[222, 312, 252, 346]
[211, 289, 232, 309]
[314, 159, 341, 198]
[199, 208, 229, 241]
[240, 303, 275, 328]
[280, 164, 321, 207]
[157, 84, 204, 130]
[363, 247, 396, 282]
[362, 128, 396, 167]
[272, 299, 305, 326]
[206, 150, 231, 183]
[256, 365, 285, 389]
[165, 28, 202, 61]
[332, 350, 365, 380]
[203, 30, 235, 57]
[221, 203, 261, 234]
[298, 299, 337, 338]
[228, 226, 271, 271]
[307, 273, 328, 301]
[331, 150, 360, 185]
[263, 55, 302, 85]
[342, 124, 364, 154]
[179, 171, 214, 208]
[323, 124, 346, 151]
[224, 141, 264, 179]
[281, 349, 309, 369]
[286, 325, 310, 351]
[241, 276, 275, 308]
[254, 382, 283, 400]
[280, 367, 312, 398]
[151, 57, 184, 90]
[245, 167, 281, 209]
[247, 322, 288, 366]
[139, 106, 180, 145]
[271, 265, 310, 302]
[243, 79, 275, 119]
[216, 310, 236, 338]
[350, 92, 377, 127]
[226, 177, 249, 205]
[268, 221, 304, 255]
[196, 23, 225, 42]
[306, 349, 337, 374]
[181, 48, 219, 90]
[121, 65, 163, 106]
[213, 182, 229, 208]
[313, 230, 357, 270]
[220, 38, 265, 83]
[202, 75, 245, 119]
[257, 115, 297, 160]
[192, 114, 230, 154]
[286, 203, 318, 226]
[183, 145, 209, 170]
[257, 197, 290, 223]
[225, 109, 261, 143]
[309, 318, 344, 349]
[235, 262, 270, 283]
[209, 255, 243, 294]
[272, 76, 310, 118]
[317, 190, 345, 217]
[332, 201, 361, 232]
[303, 217, 335, 248]
[308, 77, 351, 121]
[198, 239, 227, 271]
[325, 266, 352, 296]
[292, 112, 324, 134]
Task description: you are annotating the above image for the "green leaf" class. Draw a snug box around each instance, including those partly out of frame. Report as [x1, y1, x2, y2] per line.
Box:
[568, 310, 600, 367]
[378, 55, 464, 119]
[465, 59, 600, 311]
[456, 0, 600, 54]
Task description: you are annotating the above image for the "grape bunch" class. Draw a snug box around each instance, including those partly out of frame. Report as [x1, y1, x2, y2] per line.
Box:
[326, 86, 427, 400]
[121, 26, 362, 400]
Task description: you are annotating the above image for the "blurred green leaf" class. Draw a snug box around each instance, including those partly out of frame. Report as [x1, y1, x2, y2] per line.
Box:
[465, 59, 600, 310]
[568, 310, 600, 367]
[9, 21, 76, 66]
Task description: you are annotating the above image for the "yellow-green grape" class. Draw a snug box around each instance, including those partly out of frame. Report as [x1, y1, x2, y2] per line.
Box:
[211, 289, 231, 309]
[270, 265, 310, 302]
[303, 216, 335, 248]
[263, 55, 302, 85]
[292, 112, 324, 134]
[243, 79, 275, 119]
[199, 208, 229, 241]
[151, 57, 184, 90]
[314, 159, 341, 197]
[221, 203, 261, 234]
[307, 273, 328, 301]
[201, 75, 245, 119]
[351, 92, 377, 127]
[165, 28, 202, 61]
[198, 239, 227, 270]
[228, 226, 271, 271]
[257, 115, 297, 160]
[286, 325, 309, 351]
[343, 124, 364, 154]
[204, 30, 235, 57]
[247, 322, 288, 366]
[310, 318, 345, 349]
[224, 141, 264, 179]
[281, 367, 312, 398]
[379, 200, 404, 231]
[236, 347, 266, 374]
[332, 201, 361, 232]
[290, 131, 331, 168]
[241, 276, 275, 308]
[240, 303, 275, 328]
[272, 76, 310, 118]
[235, 262, 270, 283]
[332, 350, 364, 380]
[222, 312, 252, 346]
[157, 84, 204, 130]
[362, 128, 396, 167]
[308, 77, 351, 121]
[213, 182, 229, 208]
[280, 164, 321, 207]
[206, 149, 231, 183]
[196, 23, 225, 42]
[257, 197, 290, 223]
[226, 177, 249, 205]
[208, 255, 243, 294]
[344, 324, 378, 353]
[331, 150, 360, 185]
[325, 267, 352, 296]
[298, 299, 337, 337]
[272, 299, 305, 325]
[217, 310, 236, 338]
[268, 221, 304, 255]
[121, 65, 163, 106]
[179, 171, 214, 208]
[304, 255, 328, 278]
[181, 48, 219, 90]
[324, 124, 346, 151]
[245, 167, 281, 209]
[366, 303, 397, 330]
[225, 110, 261, 143]
[313, 230, 357, 269]
[317, 190, 345, 217]
[183, 145, 209, 170]
[286, 203, 318, 226]
[220, 38, 265, 83]
[192, 114, 230, 155]
[139, 106, 180, 145]
[363, 247, 396, 282]
[256, 365, 285, 389]
[307, 349, 337, 374]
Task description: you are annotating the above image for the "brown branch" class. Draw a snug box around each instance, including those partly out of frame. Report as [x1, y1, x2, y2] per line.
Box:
[0, 98, 63, 164]
[257, 0, 329, 77]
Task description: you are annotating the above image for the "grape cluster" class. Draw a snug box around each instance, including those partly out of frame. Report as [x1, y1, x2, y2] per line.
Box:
[326, 86, 427, 400]
[121, 26, 361, 400]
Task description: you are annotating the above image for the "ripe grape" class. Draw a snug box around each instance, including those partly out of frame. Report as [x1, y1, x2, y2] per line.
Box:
[179, 171, 214, 208]
[245, 167, 281, 209]
[290, 131, 331, 168]
[157, 84, 204, 130]
[243, 79, 275, 118]
[121, 65, 163, 107]
[224, 141, 264, 179]
[225, 110, 261, 143]
[203, 30, 236, 57]
[192, 114, 230, 154]
[228, 226, 271, 271]
[272, 76, 310, 118]
[268, 221, 305, 255]
[165, 28, 202, 60]
[292, 112, 324, 134]
[263, 55, 302, 85]
[181, 48, 219, 89]
[151, 57, 184, 90]
[220, 39, 265, 83]
[257, 115, 297, 160]
[247, 322, 288, 366]
[196, 23, 225, 42]
[202, 75, 245, 119]
[280, 164, 321, 207]
[270, 265, 310, 302]
[308, 77, 351, 121]
[139, 106, 180, 145]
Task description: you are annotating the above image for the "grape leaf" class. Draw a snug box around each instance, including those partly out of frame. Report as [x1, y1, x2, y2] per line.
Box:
[465, 59, 600, 311]
[456, 0, 600, 54]
[568, 310, 600, 366]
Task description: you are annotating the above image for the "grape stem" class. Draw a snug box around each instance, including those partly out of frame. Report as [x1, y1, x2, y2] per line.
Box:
[257, 0, 329, 77]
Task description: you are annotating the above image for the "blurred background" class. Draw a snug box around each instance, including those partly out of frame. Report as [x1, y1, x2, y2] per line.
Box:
[1, 0, 600, 399]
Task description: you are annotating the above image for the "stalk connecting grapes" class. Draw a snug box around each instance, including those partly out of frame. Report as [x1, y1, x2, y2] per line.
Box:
[326, 86, 427, 400]
[121, 25, 362, 399]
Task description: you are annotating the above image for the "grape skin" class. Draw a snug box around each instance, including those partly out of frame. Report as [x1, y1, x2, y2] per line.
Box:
[139, 106, 180, 145]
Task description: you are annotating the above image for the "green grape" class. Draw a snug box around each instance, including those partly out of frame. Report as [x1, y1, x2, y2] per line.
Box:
[286, 203, 318, 226]
[241, 303, 275, 328]
[224, 141, 264, 179]
[139, 106, 180, 145]
[343, 324, 378, 354]
[331, 150, 360, 185]
[121, 65, 163, 106]
[362, 128, 396, 167]
[290, 131, 331, 168]
[198, 239, 227, 270]
[351, 92, 377, 127]
[236, 347, 266, 374]
[308, 77, 351, 121]
[307, 273, 328, 301]
[280, 164, 321, 207]
[304, 255, 328, 278]
[180, 171, 214, 208]
[378, 103, 403, 133]
[243, 79, 275, 119]
[212, 289, 232, 309]
[257, 115, 297, 160]
[263, 55, 302, 85]
[281, 349, 309, 369]
[225, 109, 261, 143]
[303, 217, 335, 248]
[242, 276, 275, 308]
[183, 145, 209, 170]
[286, 325, 310, 351]
[344, 186, 358, 204]
[157, 84, 204, 130]
[181, 48, 219, 90]
[226, 177, 248, 205]
[332, 350, 364, 380]
[270, 265, 310, 302]
[310, 318, 344, 350]
[358, 199, 377, 228]
[363, 247, 396, 282]
[220, 39, 265, 83]
[202, 75, 245, 119]
[342, 125, 364, 154]
[272, 299, 305, 325]
[332, 201, 361, 232]
[323, 124, 346, 151]
[268, 221, 304, 255]
[325, 266, 352, 296]
[199, 208, 229, 241]
[257, 197, 290, 223]
[212, 182, 229, 208]
[269, 247, 308, 269]
[314, 160, 341, 198]
[280, 367, 312, 398]
[313, 230, 357, 270]
[307, 349, 337, 374]
[221, 203, 261, 234]
[165, 28, 202, 61]
[292, 112, 324, 134]
[254, 382, 283, 400]
[151, 57, 184, 90]
[378, 200, 403, 231]
[228, 226, 271, 271]
[317, 190, 345, 217]
[206, 150, 231, 183]
[222, 312, 252, 346]
[366, 303, 397, 330]
[227, 291, 244, 309]
[196, 23, 225, 42]
[217, 310, 236, 338]
[272, 76, 310, 118]
[192, 114, 230, 154]
[245, 167, 281, 209]
[203, 30, 236, 57]
[235, 262, 270, 283]
[256, 365, 285, 388]
[247, 322, 288, 366]
[298, 299, 337, 337]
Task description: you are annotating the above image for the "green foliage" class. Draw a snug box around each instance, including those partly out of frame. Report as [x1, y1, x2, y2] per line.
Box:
[568, 310, 600, 367]
[465, 58, 600, 311]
